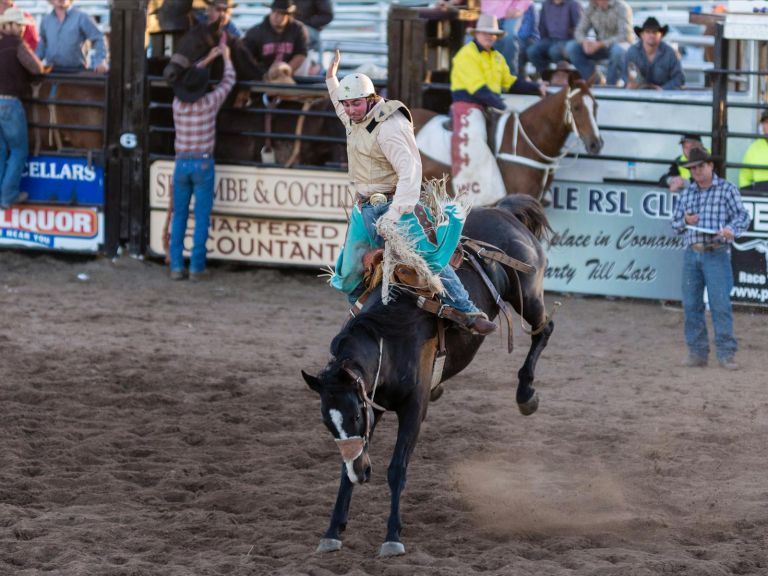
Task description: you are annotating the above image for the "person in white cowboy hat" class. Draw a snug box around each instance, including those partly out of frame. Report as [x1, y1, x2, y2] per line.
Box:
[448, 13, 545, 202]
[0, 6, 46, 209]
[37, 0, 108, 73]
[243, 0, 309, 76]
[0, 0, 38, 50]
[324, 49, 498, 336]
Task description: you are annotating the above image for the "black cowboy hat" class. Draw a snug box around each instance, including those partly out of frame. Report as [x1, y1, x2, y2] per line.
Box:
[679, 146, 716, 168]
[205, 0, 238, 8]
[173, 66, 210, 103]
[634, 17, 669, 37]
[541, 60, 581, 83]
[679, 133, 702, 144]
[266, 0, 296, 13]
[761, 109, 768, 123]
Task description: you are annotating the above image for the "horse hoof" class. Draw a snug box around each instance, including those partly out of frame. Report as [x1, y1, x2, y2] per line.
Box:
[379, 541, 406, 557]
[316, 538, 342, 553]
[517, 391, 539, 416]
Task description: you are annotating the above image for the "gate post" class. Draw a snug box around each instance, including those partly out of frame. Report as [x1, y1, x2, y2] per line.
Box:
[105, 0, 149, 257]
[711, 22, 728, 176]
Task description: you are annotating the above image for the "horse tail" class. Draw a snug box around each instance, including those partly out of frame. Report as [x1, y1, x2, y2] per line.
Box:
[495, 194, 552, 241]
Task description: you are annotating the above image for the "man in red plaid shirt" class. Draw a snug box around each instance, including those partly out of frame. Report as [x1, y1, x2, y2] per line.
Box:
[169, 36, 235, 281]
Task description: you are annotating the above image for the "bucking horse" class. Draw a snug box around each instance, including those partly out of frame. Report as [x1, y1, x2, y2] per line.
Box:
[303, 194, 556, 556]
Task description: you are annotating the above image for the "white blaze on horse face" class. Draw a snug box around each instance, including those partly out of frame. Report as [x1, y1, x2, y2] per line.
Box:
[583, 94, 600, 142]
[329, 409, 348, 439]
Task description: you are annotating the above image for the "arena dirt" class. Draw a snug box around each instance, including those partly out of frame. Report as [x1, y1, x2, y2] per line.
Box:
[1, 250, 767, 575]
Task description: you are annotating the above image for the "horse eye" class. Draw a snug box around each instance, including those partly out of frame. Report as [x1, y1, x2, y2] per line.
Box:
[574, 105, 582, 112]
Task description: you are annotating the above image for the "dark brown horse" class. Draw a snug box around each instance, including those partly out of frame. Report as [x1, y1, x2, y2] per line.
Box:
[303, 194, 555, 557]
[414, 77, 603, 204]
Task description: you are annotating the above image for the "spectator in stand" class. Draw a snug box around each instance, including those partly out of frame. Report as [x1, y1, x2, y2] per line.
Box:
[293, 0, 333, 52]
[671, 147, 750, 370]
[37, 0, 108, 73]
[624, 17, 684, 90]
[516, 3, 539, 78]
[541, 60, 580, 87]
[481, 0, 533, 76]
[659, 134, 705, 192]
[738, 109, 768, 191]
[527, 0, 582, 77]
[169, 38, 235, 281]
[0, 7, 46, 209]
[565, 0, 632, 86]
[244, 0, 308, 76]
[0, 0, 38, 50]
[194, 0, 242, 39]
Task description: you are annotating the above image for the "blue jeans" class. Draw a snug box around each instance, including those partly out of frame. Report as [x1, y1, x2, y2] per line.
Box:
[565, 40, 626, 85]
[497, 17, 523, 75]
[169, 156, 215, 273]
[682, 246, 737, 362]
[0, 98, 29, 207]
[352, 201, 478, 313]
[527, 39, 569, 74]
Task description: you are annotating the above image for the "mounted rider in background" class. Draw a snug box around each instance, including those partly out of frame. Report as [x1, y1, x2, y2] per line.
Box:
[326, 49, 497, 336]
[450, 14, 545, 197]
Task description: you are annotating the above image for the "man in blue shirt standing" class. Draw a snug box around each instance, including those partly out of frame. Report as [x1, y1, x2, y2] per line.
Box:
[37, 0, 108, 73]
[671, 147, 751, 370]
[624, 17, 684, 90]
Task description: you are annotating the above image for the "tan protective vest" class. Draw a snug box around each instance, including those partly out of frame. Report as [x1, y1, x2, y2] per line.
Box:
[346, 100, 412, 190]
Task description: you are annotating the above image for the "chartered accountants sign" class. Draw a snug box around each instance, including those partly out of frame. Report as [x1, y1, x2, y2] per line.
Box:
[148, 161, 352, 267]
[544, 182, 686, 300]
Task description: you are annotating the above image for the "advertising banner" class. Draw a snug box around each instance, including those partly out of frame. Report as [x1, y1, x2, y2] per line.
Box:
[0, 205, 103, 252]
[544, 182, 685, 300]
[149, 160, 353, 221]
[21, 155, 105, 205]
[731, 193, 768, 306]
[148, 210, 346, 267]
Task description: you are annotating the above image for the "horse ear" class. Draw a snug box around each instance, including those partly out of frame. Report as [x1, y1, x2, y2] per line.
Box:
[302, 370, 322, 394]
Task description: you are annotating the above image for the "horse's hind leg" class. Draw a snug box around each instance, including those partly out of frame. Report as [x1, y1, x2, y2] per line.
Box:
[516, 295, 554, 416]
[316, 464, 354, 552]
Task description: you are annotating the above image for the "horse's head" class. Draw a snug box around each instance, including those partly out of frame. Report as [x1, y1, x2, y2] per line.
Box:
[564, 78, 603, 156]
[163, 21, 221, 84]
[303, 363, 374, 485]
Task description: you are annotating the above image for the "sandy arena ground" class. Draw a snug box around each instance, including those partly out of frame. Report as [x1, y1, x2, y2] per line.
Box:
[1, 249, 767, 576]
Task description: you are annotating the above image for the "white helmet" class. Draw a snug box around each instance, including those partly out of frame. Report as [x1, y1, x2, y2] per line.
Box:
[337, 73, 376, 100]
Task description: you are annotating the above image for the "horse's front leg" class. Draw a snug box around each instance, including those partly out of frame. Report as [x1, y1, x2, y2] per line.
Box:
[316, 463, 354, 552]
[517, 318, 554, 416]
[381, 399, 425, 557]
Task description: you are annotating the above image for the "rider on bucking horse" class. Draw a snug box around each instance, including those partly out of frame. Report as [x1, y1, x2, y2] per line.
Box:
[326, 49, 497, 336]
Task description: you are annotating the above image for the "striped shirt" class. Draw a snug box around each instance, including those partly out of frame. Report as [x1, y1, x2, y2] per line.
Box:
[172, 62, 235, 156]
[671, 174, 751, 247]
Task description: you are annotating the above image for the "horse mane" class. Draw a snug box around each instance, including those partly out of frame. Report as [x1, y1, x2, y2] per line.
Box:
[495, 195, 553, 241]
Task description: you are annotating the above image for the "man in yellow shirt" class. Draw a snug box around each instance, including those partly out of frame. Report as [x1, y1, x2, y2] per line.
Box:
[738, 109, 768, 191]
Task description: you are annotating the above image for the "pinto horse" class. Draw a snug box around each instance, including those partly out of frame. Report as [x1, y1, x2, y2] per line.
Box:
[414, 77, 603, 204]
[303, 195, 554, 557]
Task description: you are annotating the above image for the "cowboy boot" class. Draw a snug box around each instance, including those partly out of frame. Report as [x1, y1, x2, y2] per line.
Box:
[463, 311, 497, 336]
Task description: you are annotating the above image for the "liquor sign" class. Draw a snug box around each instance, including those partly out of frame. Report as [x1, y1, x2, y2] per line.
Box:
[21, 155, 105, 205]
[0, 205, 103, 252]
[544, 182, 686, 300]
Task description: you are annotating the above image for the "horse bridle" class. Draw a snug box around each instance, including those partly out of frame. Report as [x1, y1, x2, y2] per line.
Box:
[494, 87, 591, 189]
[333, 340, 386, 462]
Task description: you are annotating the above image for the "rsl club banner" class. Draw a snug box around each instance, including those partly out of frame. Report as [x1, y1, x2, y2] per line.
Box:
[543, 182, 686, 300]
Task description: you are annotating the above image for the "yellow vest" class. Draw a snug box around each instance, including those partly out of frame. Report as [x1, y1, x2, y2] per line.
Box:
[677, 154, 691, 180]
[347, 100, 411, 189]
[450, 41, 516, 96]
[739, 138, 768, 189]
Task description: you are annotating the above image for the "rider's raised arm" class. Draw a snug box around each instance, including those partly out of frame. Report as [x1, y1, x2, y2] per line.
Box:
[325, 48, 347, 123]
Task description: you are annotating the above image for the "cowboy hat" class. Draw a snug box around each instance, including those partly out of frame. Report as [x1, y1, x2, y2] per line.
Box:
[679, 133, 702, 144]
[760, 109, 768, 123]
[634, 17, 669, 37]
[541, 60, 580, 82]
[0, 7, 35, 26]
[266, 0, 295, 13]
[173, 66, 211, 103]
[468, 14, 506, 37]
[679, 146, 716, 168]
[204, 0, 238, 8]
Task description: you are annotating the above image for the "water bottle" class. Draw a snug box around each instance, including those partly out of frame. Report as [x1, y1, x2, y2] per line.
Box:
[627, 160, 637, 181]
